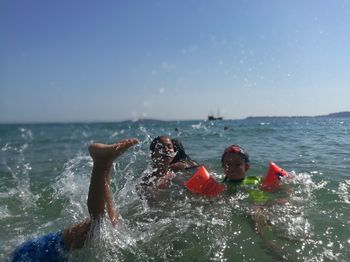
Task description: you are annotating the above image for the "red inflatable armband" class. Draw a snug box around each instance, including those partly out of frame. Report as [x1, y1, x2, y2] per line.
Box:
[261, 162, 288, 192]
[184, 166, 225, 197]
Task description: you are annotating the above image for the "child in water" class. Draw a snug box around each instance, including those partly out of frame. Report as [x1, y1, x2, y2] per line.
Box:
[141, 136, 199, 188]
[221, 145, 270, 202]
[222, 145, 259, 186]
[221, 145, 251, 182]
[221, 144, 294, 259]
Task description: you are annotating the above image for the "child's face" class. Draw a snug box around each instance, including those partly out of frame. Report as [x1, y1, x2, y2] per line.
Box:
[152, 137, 175, 167]
[223, 153, 249, 180]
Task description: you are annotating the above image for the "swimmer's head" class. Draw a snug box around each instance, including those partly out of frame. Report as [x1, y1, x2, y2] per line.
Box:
[222, 145, 249, 164]
[221, 145, 250, 180]
[150, 136, 175, 167]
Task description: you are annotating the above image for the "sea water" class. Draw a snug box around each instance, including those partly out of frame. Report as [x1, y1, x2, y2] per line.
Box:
[0, 118, 349, 261]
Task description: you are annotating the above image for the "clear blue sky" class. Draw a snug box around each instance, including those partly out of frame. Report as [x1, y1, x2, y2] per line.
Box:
[1, 0, 350, 123]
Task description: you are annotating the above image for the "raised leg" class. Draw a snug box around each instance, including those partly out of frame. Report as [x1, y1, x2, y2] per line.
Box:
[62, 138, 139, 250]
[87, 138, 138, 221]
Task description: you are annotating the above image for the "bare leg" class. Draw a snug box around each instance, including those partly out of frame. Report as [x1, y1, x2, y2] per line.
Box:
[62, 219, 92, 250]
[87, 138, 139, 221]
[249, 206, 291, 261]
[62, 138, 139, 250]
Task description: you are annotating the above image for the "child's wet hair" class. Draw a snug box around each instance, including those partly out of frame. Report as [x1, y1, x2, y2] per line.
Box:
[149, 136, 162, 152]
[171, 138, 192, 163]
[221, 145, 250, 165]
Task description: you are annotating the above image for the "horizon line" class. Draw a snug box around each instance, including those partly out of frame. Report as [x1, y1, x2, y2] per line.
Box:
[1, 111, 350, 125]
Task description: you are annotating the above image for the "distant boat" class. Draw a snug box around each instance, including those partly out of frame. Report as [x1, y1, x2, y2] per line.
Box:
[208, 115, 223, 121]
[208, 111, 223, 121]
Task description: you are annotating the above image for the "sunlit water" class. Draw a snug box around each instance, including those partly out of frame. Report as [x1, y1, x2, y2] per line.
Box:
[1, 118, 349, 261]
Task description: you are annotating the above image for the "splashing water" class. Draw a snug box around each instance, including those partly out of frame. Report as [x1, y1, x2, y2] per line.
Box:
[1, 119, 350, 261]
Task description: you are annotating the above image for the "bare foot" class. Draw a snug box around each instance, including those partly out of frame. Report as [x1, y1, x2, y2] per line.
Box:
[88, 138, 139, 162]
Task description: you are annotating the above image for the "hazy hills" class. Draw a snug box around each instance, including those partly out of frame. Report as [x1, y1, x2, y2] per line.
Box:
[245, 111, 350, 120]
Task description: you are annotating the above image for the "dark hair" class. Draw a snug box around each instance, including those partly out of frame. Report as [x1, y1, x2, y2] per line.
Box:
[150, 137, 197, 166]
[221, 145, 250, 165]
[149, 136, 162, 152]
[171, 138, 192, 163]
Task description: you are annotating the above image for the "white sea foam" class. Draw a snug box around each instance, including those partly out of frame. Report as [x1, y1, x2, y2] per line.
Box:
[1, 119, 350, 261]
[338, 179, 350, 204]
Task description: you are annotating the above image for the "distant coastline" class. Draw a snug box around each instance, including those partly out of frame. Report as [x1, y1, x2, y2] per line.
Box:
[245, 111, 350, 120]
[1, 112, 350, 125]
[125, 112, 350, 123]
